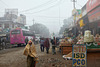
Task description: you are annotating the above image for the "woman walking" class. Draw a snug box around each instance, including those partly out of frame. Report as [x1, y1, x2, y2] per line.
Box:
[23, 40, 38, 67]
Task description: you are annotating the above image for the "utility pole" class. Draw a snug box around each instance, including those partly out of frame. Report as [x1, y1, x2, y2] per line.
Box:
[71, 0, 77, 9]
[71, 0, 77, 36]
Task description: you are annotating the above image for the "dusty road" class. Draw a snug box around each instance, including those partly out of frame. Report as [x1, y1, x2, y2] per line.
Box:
[0, 45, 72, 67]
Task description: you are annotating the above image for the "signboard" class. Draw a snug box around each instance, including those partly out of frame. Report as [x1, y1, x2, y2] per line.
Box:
[88, 6, 100, 23]
[77, 9, 81, 15]
[86, 0, 100, 12]
[0, 34, 6, 37]
[72, 9, 77, 15]
[73, 44, 87, 67]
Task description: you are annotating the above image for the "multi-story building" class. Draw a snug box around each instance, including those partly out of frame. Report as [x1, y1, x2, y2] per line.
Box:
[0, 9, 26, 33]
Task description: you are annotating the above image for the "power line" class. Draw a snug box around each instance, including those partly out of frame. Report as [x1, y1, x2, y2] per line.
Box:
[19, 0, 57, 13]
[0, 0, 9, 7]
[31, 15, 66, 18]
[76, 2, 82, 8]
[23, 0, 62, 14]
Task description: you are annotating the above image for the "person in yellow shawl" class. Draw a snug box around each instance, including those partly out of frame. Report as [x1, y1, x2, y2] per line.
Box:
[23, 40, 38, 67]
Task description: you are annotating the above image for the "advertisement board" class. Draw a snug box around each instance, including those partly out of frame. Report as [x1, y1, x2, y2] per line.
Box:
[88, 6, 100, 23]
[86, 0, 100, 12]
[72, 44, 87, 67]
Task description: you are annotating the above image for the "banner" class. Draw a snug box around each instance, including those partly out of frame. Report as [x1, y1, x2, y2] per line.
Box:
[73, 44, 87, 67]
[79, 19, 85, 27]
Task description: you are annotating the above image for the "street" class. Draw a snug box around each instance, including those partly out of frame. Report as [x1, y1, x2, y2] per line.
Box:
[0, 44, 72, 67]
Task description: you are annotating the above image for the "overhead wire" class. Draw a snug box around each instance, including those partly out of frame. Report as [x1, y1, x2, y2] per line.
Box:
[0, 0, 9, 7]
[76, 2, 82, 8]
[23, 0, 62, 14]
[19, 0, 57, 13]
[31, 15, 66, 18]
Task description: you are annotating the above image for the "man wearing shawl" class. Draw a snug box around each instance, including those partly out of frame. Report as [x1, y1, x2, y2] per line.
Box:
[44, 38, 50, 54]
[23, 40, 38, 67]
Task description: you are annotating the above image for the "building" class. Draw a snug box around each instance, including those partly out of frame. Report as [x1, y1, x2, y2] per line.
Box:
[0, 9, 26, 33]
[18, 14, 26, 25]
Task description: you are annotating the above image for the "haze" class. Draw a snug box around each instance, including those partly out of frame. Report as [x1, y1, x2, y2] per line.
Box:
[0, 0, 88, 34]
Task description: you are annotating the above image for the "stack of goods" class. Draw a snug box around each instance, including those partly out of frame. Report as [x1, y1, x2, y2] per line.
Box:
[76, 35, 84, 44]
[77, 38, 84, 44]
[68, 38, 73, 44]
[94, 34, 100, 43]
[60, 37, 72, 46]
[60, 39, 66, 46]
[84, 30, 94, 43]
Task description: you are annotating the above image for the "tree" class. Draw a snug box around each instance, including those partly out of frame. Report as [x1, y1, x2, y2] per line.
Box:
[30, 23, 50, 38]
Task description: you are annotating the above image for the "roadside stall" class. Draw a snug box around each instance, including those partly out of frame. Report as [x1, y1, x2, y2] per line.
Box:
[62, 30, 100, 67]
[59, 37, 73, 55]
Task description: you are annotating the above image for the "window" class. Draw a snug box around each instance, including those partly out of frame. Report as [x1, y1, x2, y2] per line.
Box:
[23, 30, 34, 36]
[11, 30, 20, 34]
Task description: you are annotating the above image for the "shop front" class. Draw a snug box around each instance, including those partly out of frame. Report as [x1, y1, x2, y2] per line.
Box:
[87, 0, 100, 35]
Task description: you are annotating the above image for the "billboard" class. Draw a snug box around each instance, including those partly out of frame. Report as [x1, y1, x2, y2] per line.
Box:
[86, 0, 100, 12]
[73, 44, 87, 67]
[5, 9, 18, 16]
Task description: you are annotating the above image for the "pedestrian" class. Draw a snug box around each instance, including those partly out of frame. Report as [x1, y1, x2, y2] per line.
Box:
[0, 37, 2, 50]
[23, 40, 38, 67]
[2, 37, 6, 49]
[40, 38, 45, 52]
[44, 38, 50, 54]
[25, 37, 29, 45]
[51, 37, 56, 55]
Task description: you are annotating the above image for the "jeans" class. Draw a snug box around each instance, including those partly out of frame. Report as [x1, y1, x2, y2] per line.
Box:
[40, 44, 44, 52]
[52, 46, 56, 54]
[46, 47, 49, 54]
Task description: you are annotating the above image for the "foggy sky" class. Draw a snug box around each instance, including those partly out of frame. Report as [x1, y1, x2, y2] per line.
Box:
[0, 0, 88, 34]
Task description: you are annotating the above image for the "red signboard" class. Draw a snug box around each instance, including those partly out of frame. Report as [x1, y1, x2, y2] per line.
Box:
[88, 6, 100, 22]
[86, 0, 100, 12]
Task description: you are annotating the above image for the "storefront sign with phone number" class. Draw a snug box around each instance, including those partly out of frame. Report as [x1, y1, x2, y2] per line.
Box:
[72, 44, 87, 67]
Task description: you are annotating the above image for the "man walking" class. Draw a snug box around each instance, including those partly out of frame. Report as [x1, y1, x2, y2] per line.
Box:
[51, 37, 56, 55]
[40, 38, 45, 52]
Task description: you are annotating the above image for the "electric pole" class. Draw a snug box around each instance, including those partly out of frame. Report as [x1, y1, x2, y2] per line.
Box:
[71, 0, 77, 9]
[71, 0, 77, 36]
